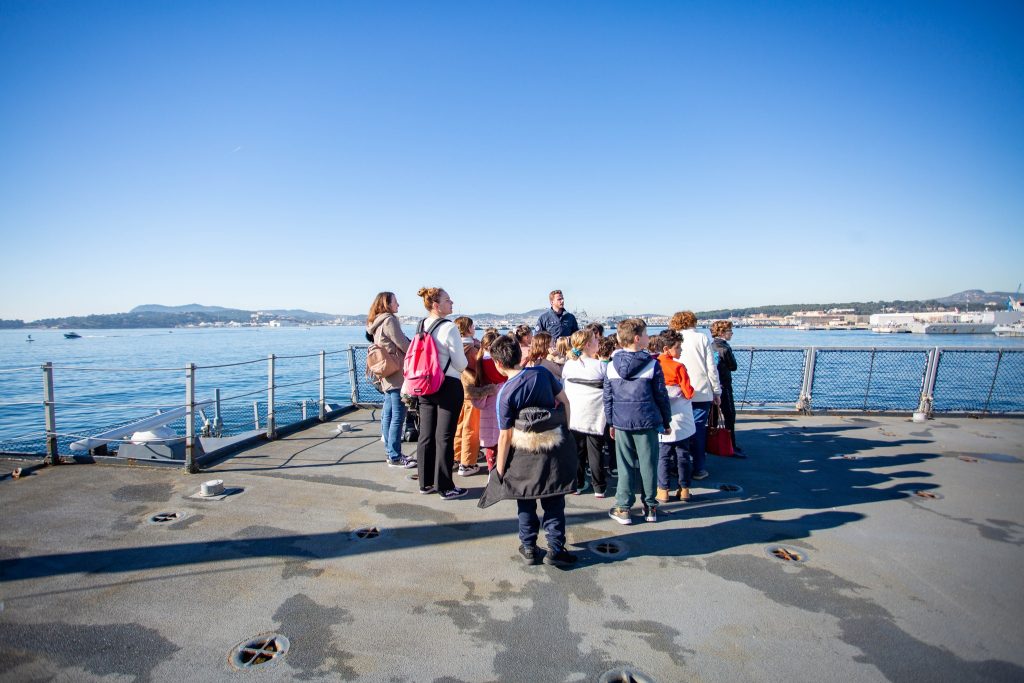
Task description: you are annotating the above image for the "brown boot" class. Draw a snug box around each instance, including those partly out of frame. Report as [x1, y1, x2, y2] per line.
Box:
[656, 487, 670, 504]
[678, 487, 691, 502]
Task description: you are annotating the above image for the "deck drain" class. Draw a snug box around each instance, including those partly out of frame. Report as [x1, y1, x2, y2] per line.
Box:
[716, 483, 744, 493]
[913, 490, 943, 500]
[588, 539, 628, 558]
[229, 633, 290, 670]
[407, 473, 419, 481]
[599, 667, 657, 683]
[147, 511, 186, 525]
[351, 527, 381, 540]
[958, 456, 978, 463]
[765, 545, 808, 563]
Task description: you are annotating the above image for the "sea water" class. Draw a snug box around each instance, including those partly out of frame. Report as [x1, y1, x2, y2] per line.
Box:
[2, 326, 1022, 450]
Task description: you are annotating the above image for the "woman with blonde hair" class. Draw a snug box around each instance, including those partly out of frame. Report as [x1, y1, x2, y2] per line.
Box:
[413, 287, 469, 500]
[561, 328, 609, 496]
[366, 291, 413, 468]
[668, 311, 721, 479]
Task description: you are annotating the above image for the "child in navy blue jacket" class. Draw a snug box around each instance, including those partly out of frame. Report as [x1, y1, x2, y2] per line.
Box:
[604, 318, 672, 525]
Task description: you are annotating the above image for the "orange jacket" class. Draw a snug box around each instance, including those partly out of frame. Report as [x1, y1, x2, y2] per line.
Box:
[658, 352, 695, 399]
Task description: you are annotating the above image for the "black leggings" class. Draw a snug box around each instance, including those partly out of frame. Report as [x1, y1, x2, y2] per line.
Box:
[573, 430, 607, 494]
[416, 376, 464, 492]
[721, 386, 737, 447]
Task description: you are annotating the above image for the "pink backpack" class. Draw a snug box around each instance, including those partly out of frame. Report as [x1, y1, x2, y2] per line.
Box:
[401, 318, 452, 397]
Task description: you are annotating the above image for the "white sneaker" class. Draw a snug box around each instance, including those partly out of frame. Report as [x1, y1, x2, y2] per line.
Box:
[458, 464, 480, 476]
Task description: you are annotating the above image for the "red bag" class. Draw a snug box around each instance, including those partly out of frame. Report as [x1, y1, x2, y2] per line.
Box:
[706, 405, 735, 457]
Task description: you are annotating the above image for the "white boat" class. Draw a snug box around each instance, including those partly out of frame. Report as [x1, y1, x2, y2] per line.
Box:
[994, 322, 1024, 337]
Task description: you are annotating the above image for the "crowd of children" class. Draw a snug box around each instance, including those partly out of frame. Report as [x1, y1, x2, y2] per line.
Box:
[371, 289, 734, 565]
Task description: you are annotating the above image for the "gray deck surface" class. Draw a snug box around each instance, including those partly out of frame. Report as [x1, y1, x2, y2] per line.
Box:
[1, 411, 1023, 682]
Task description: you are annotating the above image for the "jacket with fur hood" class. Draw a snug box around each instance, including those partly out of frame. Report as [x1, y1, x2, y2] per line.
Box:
[561, 356, 607, 435]
[603, 349, 672, 432]
[367, 313, 410, 392]
[477, 406, 577, 508]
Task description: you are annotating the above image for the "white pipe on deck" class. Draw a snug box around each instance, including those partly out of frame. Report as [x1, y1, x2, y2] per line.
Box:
[70, 400, 214, 452]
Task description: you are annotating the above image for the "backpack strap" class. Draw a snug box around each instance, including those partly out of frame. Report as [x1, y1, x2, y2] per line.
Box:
[424, 317, 453, 375]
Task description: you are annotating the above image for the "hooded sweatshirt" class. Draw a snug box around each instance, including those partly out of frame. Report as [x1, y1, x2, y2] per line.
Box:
[367, 313, 411, 392]
[603, 349, 672, 432]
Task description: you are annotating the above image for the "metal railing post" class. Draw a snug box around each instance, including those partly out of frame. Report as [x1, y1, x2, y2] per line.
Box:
[184, 363, 197, 473]
[267, 354, 277, 439]
[796, 347, 816, 414]
[319, 350, 327, 421]
[253, 402, 260, 430]
[42, 362, 58, 464]
[917, 347, 940, 416]
[983, 350, 1004, 415]
[739, 348, 754, 411]
[863, 349, 877, 411]
[213, 388, 222, 436]
[347, 347, 359, 405]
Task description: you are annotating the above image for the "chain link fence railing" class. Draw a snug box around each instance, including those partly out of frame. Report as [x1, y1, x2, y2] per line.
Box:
[932, 349, 1024, 414]
[4, 345, 1022, 462]
[810, 348, 930, 412]
[0, 350, 355, 461]
[733, 348, 806, 410]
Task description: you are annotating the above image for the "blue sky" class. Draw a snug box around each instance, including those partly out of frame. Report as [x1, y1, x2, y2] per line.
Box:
[1, 1, 1021, 319]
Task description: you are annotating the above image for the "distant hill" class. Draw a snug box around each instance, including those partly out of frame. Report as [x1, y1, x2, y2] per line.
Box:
[132, 304, 338, 321]
[934, 290, 1016, 305]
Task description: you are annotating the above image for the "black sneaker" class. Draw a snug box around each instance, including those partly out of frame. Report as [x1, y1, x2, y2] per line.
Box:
[439, 487, 468, 500]
[519, 545, 538, 564]
[544, 549, 579, 566]
[418, 485, 436, 494]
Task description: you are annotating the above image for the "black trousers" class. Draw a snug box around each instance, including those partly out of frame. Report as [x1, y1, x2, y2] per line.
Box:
[416, 376, 464, 492]
[721, 385, 737, 447]
[573, 430, 607, 494]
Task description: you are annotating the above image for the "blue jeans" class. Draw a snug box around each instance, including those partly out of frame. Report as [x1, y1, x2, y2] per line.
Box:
[517, 495, 566, 552]
[381, 389, 407, 462]
[688, 401, 711, 474]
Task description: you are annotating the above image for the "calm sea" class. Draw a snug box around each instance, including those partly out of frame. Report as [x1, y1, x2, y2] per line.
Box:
[1, 326, 1022, 450]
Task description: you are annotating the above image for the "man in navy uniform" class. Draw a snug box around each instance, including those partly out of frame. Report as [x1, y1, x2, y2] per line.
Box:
[536, 289, 579, 342]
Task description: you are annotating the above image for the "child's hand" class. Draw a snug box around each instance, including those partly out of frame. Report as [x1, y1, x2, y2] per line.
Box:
[662, 427, 670, 435]
[609, 427, 615, 440]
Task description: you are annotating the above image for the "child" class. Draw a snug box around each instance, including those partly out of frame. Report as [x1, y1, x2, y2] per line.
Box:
[474, 329, 506, 471]
[604, 319, 672, 525]
[453, 317, 483, 476]
[524, 331, 562, 380]
[656, 330, 696, 503]
[561, 329, 608, 497]
[478, 335, 578, 566]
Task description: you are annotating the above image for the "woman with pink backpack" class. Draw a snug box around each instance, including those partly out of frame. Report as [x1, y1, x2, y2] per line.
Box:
[406, 287, 469, 500]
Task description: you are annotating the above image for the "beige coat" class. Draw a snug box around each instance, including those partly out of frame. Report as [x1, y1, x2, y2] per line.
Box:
[367, 314, 410, 392]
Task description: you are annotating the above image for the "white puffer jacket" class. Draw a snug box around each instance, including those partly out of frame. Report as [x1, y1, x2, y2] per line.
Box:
[659, 385, 696, 443]
[561, 356, 607, 435]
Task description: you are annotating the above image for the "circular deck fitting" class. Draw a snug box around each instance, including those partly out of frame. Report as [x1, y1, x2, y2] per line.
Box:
[200, 479, 225, 497]
[764, 545, 809, 563]
[958, 456, 979, 463]
[229, 633, 290, 670]
[716, 483, 744, 494]
[407, 473, 419, 481]
[147, 511, 186, 525]
[913, 490, 943, 500]
[599, 667, 658, 683]
[351, 527, 381, 540]
[588, 539, 628, 559]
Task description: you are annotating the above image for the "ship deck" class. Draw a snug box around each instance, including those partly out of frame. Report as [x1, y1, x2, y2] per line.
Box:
[2, 410, 1023, 682]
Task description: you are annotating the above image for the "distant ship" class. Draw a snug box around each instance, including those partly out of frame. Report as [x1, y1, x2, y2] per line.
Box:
[64, 331, 82, 339]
